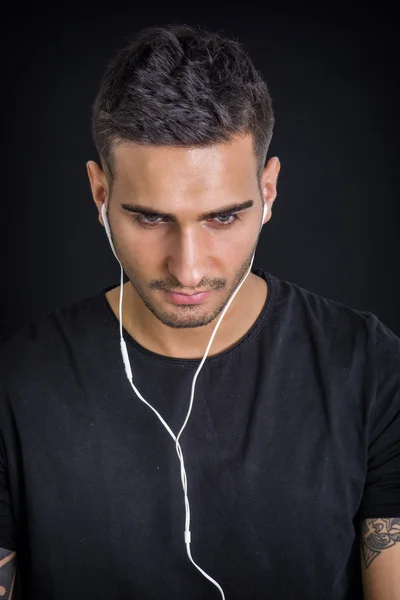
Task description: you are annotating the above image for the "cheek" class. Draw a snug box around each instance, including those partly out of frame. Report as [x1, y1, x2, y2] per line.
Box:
[113, 222, 157, 271]
[123, 239, 160, 272]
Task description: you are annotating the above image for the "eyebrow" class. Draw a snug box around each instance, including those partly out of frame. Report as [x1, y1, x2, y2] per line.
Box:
[121, 199, 255, 222]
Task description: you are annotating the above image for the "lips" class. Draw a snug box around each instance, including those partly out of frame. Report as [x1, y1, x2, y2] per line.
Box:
[168, 291, 209, 296]
[163, 290, 212, 305]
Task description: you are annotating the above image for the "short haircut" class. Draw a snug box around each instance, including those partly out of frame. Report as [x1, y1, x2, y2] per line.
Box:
[91, 24, 275, 191]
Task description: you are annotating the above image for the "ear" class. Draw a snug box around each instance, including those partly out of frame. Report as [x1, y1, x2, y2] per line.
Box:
[86, 160, 109, 226]
[260, 157, 281, 223]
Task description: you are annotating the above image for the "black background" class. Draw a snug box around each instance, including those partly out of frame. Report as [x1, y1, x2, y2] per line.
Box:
[1, 4, 399, 338]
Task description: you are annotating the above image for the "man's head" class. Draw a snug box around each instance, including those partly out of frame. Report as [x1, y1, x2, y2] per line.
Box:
[87, 24, 280, 330]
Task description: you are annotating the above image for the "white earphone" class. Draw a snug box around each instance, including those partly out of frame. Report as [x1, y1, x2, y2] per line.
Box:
[101, 200, 268, 599]
[262, 201, 268, 223]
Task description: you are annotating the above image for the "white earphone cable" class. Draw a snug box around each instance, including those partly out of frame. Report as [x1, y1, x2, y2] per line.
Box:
[101, 202, 267, 599]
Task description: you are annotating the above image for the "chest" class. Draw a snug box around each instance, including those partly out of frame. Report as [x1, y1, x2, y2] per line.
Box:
[10, 361, 367, 598]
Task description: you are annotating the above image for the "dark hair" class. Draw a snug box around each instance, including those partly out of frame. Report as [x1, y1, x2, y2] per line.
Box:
[91, 24, 275, 190]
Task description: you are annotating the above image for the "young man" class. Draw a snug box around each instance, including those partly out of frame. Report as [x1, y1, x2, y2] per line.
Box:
[0, 24, 399, 600]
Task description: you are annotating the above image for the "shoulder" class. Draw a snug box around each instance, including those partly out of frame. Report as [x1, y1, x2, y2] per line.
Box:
[0, 288, 106, 390]
[272, 274, 400, 414]
[267, 271, 390, 344]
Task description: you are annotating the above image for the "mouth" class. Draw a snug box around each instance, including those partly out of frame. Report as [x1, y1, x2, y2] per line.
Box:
[163, 290, 212, 305]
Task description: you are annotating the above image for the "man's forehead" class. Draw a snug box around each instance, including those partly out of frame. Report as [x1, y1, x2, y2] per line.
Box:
[111, 135, 257, 182]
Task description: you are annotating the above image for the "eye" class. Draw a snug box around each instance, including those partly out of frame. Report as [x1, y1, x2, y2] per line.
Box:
[213, 214, 239, 227]
[132, 214, 166, 227]
[132, 213, 240, 228]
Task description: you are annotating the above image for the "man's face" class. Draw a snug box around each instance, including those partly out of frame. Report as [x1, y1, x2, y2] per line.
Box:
[93, 134, 274, 329]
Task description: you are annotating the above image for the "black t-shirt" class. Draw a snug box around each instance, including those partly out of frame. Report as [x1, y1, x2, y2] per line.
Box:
[1, 268, 400, 599]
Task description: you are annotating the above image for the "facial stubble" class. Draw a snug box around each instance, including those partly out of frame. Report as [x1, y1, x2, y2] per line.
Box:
[115, 237, 259, 330]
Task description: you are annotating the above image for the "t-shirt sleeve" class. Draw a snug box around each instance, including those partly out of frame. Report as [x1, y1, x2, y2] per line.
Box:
[357, 315, 400, 518]
[0, 436, 17, 550]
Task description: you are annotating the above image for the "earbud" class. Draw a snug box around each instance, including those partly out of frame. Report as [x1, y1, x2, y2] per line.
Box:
[101, 203, 119, 262]
[101, 202, 110, 239]
[261, 202, 268, 228]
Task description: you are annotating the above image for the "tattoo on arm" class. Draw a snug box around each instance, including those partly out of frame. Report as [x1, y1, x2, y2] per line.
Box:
[0, 548, 16, 599]
[361, 518, 400, 568]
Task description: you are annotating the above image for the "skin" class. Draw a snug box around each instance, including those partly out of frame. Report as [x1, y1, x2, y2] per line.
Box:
[87, 134, 280, 359]
[0, 548, 16, 598]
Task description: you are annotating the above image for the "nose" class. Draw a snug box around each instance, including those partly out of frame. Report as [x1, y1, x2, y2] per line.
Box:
[166, 225, 208, 289]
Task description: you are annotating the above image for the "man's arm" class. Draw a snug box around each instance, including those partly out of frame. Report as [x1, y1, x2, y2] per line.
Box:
[0, 547, 16, 599]
[360, 518, 400, 600]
